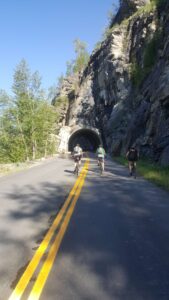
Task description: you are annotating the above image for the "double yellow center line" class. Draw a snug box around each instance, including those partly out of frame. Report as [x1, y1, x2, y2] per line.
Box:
[9, 159, 89, 300]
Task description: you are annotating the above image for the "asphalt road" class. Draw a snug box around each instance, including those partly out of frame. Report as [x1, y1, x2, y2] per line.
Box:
[1, 155, 169, 300]
[0, 156, 76, 300]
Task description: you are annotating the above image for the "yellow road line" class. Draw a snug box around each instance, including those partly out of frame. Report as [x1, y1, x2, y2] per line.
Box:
[8, 162, 88, 300]
[28, 160, 89, 300]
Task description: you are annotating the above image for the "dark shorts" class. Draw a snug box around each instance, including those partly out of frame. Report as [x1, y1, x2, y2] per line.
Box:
[74, 155, 81, 162]
[98, 157, 104, 162]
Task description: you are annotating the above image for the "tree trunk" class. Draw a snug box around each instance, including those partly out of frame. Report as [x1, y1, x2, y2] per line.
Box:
[16, 114, 29, 161]
[44, 139, 48, 158]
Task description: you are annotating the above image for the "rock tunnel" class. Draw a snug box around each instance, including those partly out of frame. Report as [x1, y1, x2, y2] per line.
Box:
[68, 128, 101, 152]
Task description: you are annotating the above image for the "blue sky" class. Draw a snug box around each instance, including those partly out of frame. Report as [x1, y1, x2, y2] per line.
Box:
[0, 0, 119, 95]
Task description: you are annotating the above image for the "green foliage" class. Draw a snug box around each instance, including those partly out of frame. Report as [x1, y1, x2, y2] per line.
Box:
[64, 39, 89, 77]
[0, 89, 11, 112]
[0, 107, 26, 162]
[128, 0, 164, 88]
[66, 61, 74, 76]
[0, 134, 26, 163]
[102, 26, 113, 40]
[53, 96, 68, 108]
[114, 156, 169, 191]
[72, 39, 90, 74]
[57, 75, 64, 88]
[93, 25, 115, 52]
[54, 39, 89, 97]
[136, 2, 155, 14]
[33, 101, 57, 157]
[12, 59, 30, 96]
[150, 0, 167, 8]
[144, 31, 162, 70]
[130, 29, 162, 87]
[0, 60, 58, 163]
[130, 61, 145, 87]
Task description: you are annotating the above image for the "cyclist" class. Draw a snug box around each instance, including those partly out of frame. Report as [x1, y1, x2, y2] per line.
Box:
[126, 145, 139, 177]
[96, 144, 106, 173]
[73, 144, 83, 174]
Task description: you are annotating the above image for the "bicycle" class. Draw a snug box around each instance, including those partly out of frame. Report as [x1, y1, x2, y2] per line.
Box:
[74, 156, 81, 176]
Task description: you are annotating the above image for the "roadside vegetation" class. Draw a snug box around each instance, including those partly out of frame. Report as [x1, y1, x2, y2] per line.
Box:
[114, 156, 169, 191]
[0, 159, 45, 176]
[0, 38, 89, 165]
[0, 59, 59, 163]
[52, 95, 68, 110]
[130, 29, 162, 87]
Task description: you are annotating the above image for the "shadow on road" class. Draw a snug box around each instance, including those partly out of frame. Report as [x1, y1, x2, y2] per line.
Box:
[2, 157, 169, 300]
[52, 159, 169, 300]
[64, 169, 75, 174]
[2, 180, 73, 297]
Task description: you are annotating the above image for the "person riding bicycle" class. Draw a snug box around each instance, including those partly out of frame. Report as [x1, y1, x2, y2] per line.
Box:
[73, 144, 83, 173]
[96, 144, 106, 172]
[126, 145, 139, 177]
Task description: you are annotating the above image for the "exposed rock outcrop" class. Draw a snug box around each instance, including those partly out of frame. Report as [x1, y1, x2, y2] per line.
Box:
[112, 0, 150, 25]
[56, 0, 169, 165]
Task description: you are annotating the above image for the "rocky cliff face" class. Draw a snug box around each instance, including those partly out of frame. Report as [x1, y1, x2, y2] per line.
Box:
[57, 0, 169, 165]
[112, 0, 150, 25]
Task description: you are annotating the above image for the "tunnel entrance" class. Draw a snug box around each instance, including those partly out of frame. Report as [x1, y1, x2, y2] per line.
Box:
[68, 129, 101, 152]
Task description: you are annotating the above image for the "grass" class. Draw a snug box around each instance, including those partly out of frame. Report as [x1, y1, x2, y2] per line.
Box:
[0, 163, 26, 176]
[113, 156, 169, 191]
[0, 158, 49, 177]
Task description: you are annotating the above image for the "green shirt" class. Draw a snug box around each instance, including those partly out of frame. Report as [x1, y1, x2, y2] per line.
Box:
[96, 147, 105, 156]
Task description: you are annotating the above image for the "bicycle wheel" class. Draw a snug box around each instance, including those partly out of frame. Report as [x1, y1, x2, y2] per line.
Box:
[75, 162, 79, 176]
[76, 165, 79, 176]
[100, 161, 103, 175]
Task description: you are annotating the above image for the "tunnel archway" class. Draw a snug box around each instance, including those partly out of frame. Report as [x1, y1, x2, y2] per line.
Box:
[68, 128, 101, 152]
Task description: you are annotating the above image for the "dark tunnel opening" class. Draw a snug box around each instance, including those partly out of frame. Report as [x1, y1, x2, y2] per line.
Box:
[68, 129, 101, 152]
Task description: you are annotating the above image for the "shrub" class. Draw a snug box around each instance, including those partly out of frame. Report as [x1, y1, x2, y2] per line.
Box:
[130, 29, 162, 87]
[53, 96, 68, 108]
[150, 0, 167, 8]
[114, 156, 169, 191]
[143, 31, 162, 71]
[130, 61, 145, 87]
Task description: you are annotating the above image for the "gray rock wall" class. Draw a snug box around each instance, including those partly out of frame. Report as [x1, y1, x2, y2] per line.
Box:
[58, 0, 169, 165]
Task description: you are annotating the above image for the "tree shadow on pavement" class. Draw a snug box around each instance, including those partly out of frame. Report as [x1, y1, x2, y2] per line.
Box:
[2, 158, 169, 300]
[2, 181, 73, 299]
[50, 160, 169, 300]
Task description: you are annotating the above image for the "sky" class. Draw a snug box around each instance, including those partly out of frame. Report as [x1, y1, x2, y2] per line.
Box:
[0, 0, 119, 95]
